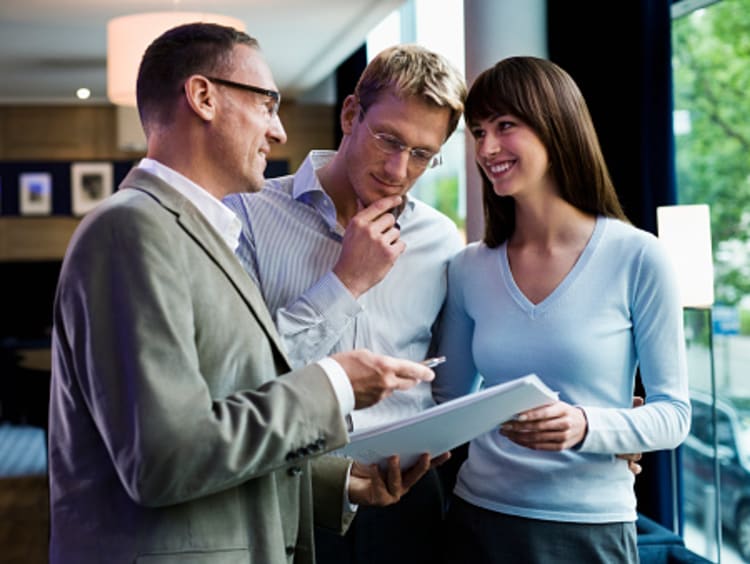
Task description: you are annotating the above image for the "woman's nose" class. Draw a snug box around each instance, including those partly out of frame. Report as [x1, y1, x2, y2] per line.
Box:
[477, 134, 500, 158]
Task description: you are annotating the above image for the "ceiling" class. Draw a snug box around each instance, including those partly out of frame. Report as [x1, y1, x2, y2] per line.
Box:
[0, 0, 405, 105]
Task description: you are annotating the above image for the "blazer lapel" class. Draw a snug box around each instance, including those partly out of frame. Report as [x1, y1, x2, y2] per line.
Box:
[119, 168, 292, 367]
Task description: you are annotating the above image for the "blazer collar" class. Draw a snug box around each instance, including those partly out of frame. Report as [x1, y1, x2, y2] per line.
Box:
[119, 168, 291, 368]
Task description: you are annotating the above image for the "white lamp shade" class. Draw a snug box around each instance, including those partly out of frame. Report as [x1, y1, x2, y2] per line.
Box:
[657, 204, 715, 308]
[107, 12, 246, 107]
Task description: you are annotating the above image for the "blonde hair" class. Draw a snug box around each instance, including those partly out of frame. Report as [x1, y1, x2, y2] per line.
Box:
[355, 44, 466, 140]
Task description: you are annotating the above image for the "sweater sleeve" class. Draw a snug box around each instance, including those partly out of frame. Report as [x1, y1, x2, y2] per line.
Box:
[433, 247, 484, 404]
[579, 236, 691, 454]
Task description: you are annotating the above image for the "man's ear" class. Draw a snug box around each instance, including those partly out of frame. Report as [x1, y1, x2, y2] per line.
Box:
[340, 94, 360, 135]
[183, 75, 216, 121]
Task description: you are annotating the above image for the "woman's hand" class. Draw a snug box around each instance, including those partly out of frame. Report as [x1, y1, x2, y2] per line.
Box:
[499, 400, 587, 450]
[501, 397, 645, 476]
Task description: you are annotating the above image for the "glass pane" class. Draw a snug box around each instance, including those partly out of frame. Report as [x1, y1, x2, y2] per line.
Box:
[673, 1, 750, 562]
[410, 0, 466, 236]
[366, 0, 467, 238]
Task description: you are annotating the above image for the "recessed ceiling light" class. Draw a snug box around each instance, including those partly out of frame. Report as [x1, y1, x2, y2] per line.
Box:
[76, 87, 91, 100]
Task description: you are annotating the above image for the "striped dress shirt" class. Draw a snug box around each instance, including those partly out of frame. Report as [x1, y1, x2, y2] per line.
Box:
[224, 150, 464, 430]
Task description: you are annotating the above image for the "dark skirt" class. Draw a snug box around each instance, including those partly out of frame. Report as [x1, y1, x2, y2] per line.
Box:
[440, 495, 639, 564]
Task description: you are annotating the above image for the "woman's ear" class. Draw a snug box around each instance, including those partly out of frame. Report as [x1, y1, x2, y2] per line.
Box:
[183, 75, 216, 121]
[340, 94, 360, 135]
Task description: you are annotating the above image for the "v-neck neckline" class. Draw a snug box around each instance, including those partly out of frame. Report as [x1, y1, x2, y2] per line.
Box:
[497, 216, 605, 317]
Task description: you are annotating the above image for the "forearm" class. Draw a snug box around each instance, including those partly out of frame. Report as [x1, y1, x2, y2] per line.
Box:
[276, 271, 363, 367]
[578, 399, 690, 454]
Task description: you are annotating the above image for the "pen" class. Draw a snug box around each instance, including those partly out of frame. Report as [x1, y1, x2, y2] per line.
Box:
[420, 356, 446, 368]
[388, 207, 402, 230]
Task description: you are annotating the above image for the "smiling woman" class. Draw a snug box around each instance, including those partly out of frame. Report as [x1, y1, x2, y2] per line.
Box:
[433, 55, 691, 564]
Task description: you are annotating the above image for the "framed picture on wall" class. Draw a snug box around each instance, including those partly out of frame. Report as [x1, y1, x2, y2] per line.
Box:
[19, 172, 53, 216]
[71, 162, 113, 216]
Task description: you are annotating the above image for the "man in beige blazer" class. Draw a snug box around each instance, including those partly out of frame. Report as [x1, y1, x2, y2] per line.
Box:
[47, 23, 435, 564]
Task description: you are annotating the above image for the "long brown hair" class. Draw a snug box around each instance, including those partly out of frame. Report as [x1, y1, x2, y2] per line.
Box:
[464, 56, 627, 247]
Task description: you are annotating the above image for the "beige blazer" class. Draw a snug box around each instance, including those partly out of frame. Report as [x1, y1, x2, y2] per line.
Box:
[48, 168, 352, 564]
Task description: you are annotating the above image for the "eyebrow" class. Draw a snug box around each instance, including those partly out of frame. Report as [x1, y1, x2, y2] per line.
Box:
[379, 127, 441, 153]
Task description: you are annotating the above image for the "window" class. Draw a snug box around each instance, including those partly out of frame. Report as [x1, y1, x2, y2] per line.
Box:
[672, 1, 750, 561]
[367, 0, 467, 236]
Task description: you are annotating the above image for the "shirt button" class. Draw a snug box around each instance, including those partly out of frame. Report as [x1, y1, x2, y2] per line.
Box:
[285, 545, 295, 556]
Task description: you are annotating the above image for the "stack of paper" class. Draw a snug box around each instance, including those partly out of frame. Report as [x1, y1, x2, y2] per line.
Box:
[338, 373, 558, 469]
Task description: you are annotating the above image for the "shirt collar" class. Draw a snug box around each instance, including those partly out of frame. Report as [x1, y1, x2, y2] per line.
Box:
[138, 158, 242, 252]
[292, 150, 334, 200]
[292, 150, 340, 233]
[291, 150, 415, 234]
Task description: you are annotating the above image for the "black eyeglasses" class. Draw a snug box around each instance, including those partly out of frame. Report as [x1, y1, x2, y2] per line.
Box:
[359, 106, 442, 170]
[206, 76, 281, 117]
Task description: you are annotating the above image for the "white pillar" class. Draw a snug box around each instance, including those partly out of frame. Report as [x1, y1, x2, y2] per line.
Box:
[463, 0, 547, 242]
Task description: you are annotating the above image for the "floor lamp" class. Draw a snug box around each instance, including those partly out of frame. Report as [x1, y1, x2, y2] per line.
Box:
[657, 204, 719, 561]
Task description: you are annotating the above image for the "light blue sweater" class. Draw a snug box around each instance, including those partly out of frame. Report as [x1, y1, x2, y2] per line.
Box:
[433, 216, 690, 523]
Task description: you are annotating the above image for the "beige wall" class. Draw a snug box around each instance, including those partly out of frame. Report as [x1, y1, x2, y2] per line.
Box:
[0, 102, 336, 260]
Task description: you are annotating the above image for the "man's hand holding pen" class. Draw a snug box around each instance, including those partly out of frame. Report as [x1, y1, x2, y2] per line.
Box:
[342, 354, 449, 506]
[332, 349, 436, 409]
[420, 356, 446, 369]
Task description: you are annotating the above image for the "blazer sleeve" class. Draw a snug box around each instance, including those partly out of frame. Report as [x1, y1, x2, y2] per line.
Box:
[311, 455, 356, 534]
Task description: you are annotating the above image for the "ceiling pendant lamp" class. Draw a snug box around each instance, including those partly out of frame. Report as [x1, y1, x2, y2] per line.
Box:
[107, 12, 245, 107]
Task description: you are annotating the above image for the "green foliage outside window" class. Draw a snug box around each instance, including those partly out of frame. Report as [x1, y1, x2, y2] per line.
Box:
[672, 0, 750, 317]
[432, 175, 464, 229]
[741, 309, 750, 335]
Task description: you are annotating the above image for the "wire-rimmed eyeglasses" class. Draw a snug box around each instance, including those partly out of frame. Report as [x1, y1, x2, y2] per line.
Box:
[360, 108, 442, 170]
[206, 76, 281, 118]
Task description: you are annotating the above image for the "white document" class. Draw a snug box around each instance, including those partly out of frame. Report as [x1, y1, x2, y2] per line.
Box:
[337, 373, 558, 469]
